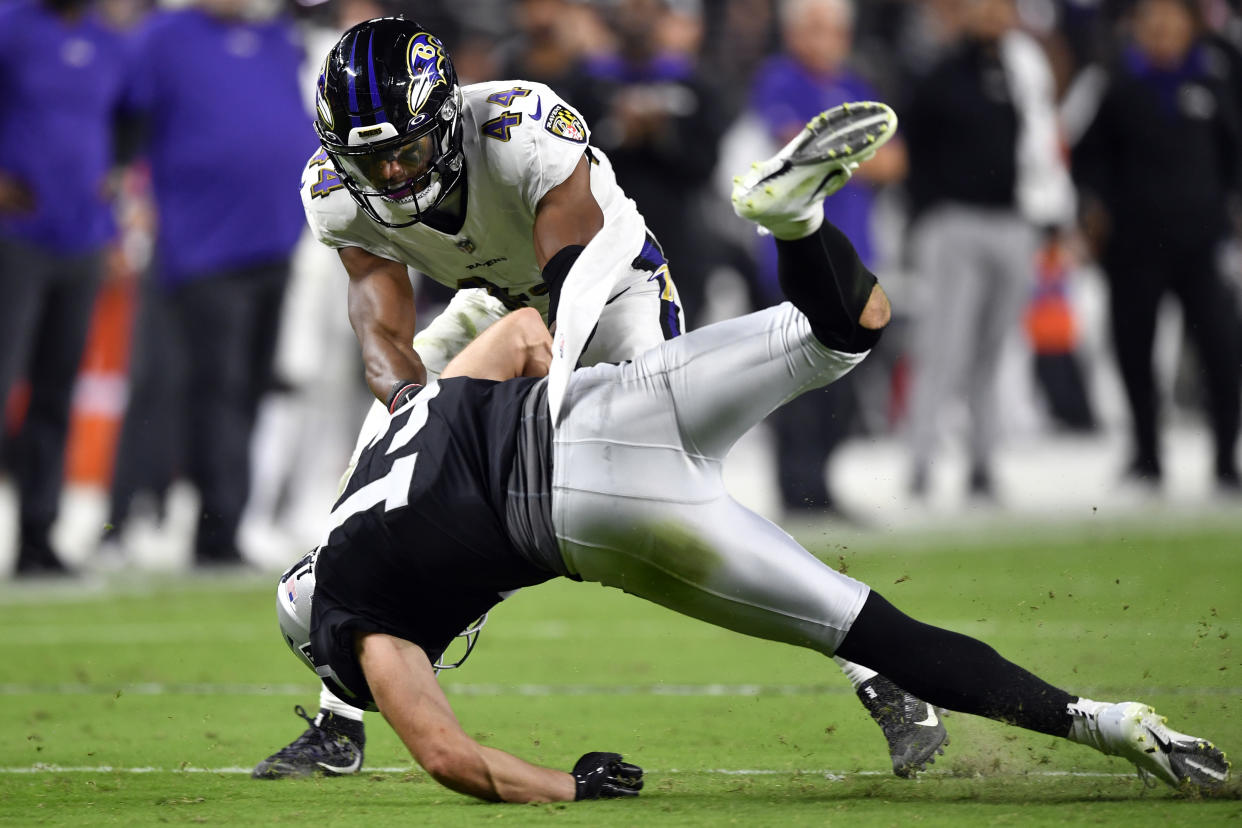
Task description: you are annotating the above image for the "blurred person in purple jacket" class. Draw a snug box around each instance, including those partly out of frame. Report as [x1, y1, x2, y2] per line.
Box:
[101, 0, 315, 568]
[0, 0, 130, 576]
[749, 0, 907, 518]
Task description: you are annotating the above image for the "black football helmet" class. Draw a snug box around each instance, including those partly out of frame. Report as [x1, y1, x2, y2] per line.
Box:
[314, 17, 464, 228]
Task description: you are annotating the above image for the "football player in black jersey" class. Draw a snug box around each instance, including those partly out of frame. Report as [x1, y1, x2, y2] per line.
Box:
[260, 18, 945, 781]
[268, 103, 1229, 801]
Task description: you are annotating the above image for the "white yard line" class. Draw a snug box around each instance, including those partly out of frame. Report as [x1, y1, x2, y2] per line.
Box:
[1, 682, 1238, 697]
[0, 764, 1137, 779]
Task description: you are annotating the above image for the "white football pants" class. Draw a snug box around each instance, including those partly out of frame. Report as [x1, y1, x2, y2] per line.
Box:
[553, 302, 871, 654]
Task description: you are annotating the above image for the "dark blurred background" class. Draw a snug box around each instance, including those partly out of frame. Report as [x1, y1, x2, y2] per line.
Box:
[2, 0, 1240, 575]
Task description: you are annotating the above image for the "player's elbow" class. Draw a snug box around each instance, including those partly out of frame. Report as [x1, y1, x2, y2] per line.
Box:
[417, 741, 500, 801]
[418, 744, 467, 783]
[511, 307, 553, 376]
[510, 306, 546, 333]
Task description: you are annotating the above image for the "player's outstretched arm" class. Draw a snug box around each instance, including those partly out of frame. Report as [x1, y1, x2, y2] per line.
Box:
[356, 632, 577, 802]
[340, 245, 427, 404]
[441, 307, 552, 382]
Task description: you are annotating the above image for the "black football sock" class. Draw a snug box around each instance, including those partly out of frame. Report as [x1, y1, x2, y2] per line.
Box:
[775, 219, 881, 354]
[835, 591, 1076, 737]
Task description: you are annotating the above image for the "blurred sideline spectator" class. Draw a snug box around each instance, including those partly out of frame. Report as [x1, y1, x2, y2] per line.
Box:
[240, 0, 379, 560]
[101, 0, 314, 568]
[748, 0, 908, 516]
[699, 0, 778, 118]
[0, 0, 130, 576]
[1024, 237, 1098, 431]
[902, 0, 1076, 501]
[573, 0, 730, 328]
[496, 0, 613, 94]
[1071, 0, 1241, 492]
[8, 0, 1234, 578]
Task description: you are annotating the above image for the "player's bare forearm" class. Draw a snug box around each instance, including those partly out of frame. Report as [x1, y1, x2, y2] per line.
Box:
[341, 246, 426, 400]
[358, 633, 575, 802]
[532, 154, 604, 268]
[359, 335, 427, 403]
[442, 307, 552, 382]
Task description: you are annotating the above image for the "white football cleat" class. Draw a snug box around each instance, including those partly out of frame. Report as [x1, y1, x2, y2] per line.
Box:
[732, 100, 898, 238]
[1071, 700, 1230, 789]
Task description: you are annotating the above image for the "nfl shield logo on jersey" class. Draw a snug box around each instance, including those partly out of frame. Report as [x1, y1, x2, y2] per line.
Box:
[545, 104, 587, 144]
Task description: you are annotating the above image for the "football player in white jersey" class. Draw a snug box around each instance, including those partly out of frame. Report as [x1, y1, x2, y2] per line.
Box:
[270, 101, 1229, 800]
[253, 18, 944, 780]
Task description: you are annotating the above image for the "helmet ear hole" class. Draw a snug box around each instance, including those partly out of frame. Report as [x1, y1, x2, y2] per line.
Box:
[438, 90, 459, 122]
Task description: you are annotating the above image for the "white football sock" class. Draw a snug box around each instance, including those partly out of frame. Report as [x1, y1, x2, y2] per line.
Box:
[1065, 697, 1113, 751]
[833, 656, 878, 690]
[768, 207, 824, 241]
[319, 684, 365, 722]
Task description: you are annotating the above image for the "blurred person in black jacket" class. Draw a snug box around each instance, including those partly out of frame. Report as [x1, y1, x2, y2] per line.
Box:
[573, 0, 730, 328]
[1072, 0, 1242, 491]
[902, 0, 1076, 500]
[496, 0, 611, 96]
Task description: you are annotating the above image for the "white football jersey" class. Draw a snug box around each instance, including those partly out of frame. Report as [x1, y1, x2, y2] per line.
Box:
[300, 80, 632, 321]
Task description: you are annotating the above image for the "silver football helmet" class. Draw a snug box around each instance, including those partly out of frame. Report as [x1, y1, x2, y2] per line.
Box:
[275, 550, 489, 681]
[275, 551, 318, 675]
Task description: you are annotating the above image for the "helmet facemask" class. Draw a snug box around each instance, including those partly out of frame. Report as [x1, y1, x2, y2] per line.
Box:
[320, 89, 464, 228]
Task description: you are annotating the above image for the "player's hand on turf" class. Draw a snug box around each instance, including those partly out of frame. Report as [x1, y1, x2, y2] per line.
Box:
[571, 751, 644, 799]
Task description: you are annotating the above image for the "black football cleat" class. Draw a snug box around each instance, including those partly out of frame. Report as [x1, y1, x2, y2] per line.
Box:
[856, 675, 949, 778]
[252, 705, 366, 779]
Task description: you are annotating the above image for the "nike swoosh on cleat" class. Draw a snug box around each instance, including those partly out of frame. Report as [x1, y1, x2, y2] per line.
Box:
[914, 705, 939, 727]
[532, 96, 542, 121]
[316, 753, 363, 774]
[1146, 728, 1174, 754]
[1183, 758, 1229, 781]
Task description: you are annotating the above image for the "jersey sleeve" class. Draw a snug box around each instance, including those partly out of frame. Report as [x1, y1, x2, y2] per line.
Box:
[310, 599, 382, 711]
[477, 82, 591, 212]
[299, 147, 368, 248]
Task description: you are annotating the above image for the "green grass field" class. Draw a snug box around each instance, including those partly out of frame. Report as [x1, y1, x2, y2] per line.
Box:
[2, 518, 1240, 825]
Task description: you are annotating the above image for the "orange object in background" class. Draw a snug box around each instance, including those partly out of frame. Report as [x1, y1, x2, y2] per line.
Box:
[65, 275, 135, 485]
[1024, 240, 1079, 356]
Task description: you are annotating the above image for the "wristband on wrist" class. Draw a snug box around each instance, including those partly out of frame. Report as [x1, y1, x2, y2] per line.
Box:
[386, 380, 423, 413]
[572, 771, 589, 801]
[541, 244, 586, 326]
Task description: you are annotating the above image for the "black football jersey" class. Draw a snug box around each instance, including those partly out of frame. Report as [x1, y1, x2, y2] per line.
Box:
[309, 376, 557, 709]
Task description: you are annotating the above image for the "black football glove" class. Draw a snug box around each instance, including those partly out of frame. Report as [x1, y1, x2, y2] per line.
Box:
[571, 751, 644, 800]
